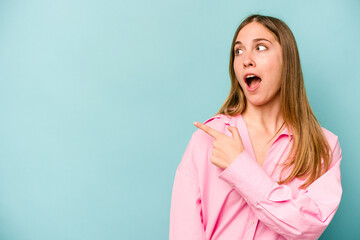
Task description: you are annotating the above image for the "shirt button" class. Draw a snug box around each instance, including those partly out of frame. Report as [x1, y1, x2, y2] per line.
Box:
[230, 183, 235, 187]
[249, 220, 254, 225]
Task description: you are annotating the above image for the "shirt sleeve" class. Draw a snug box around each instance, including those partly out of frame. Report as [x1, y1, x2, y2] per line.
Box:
[169, 133, 207, 240]
[218, 137, 342, 240]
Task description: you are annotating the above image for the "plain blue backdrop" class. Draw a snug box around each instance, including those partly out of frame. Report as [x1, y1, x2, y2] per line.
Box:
[0, 0, 359, 239]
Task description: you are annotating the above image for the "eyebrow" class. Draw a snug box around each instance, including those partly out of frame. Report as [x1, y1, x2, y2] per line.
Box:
[234, 38, 272, 47]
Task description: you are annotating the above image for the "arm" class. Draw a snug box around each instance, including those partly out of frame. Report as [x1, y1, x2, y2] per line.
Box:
[169, 134, 207, 240]
[218, 138, 342, 240]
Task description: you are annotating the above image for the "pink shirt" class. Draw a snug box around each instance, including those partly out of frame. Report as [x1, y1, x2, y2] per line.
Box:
[169, 114, 342, 240]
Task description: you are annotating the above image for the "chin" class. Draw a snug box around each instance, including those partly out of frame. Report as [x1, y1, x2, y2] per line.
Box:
[245, 96, 265, 105]
[246, 95, 280, 108]
[248, 101, 268, 107]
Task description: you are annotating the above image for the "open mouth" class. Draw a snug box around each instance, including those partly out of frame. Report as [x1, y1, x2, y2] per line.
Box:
[244, 74, 262, 89]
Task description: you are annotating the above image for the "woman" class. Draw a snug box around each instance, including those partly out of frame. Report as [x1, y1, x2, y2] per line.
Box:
[169, 14, 342, 240]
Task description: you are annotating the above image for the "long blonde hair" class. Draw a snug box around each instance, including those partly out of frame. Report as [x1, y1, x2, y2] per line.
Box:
[218, 14, 331, 188]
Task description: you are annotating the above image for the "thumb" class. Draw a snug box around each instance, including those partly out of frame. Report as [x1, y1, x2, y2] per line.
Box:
[227, 125, 241, 141]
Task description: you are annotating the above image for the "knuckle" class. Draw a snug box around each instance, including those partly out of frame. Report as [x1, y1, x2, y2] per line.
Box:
[212, 149, 217, 156]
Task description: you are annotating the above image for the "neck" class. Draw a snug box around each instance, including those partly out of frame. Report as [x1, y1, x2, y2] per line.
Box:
[242, 96, 284, 134]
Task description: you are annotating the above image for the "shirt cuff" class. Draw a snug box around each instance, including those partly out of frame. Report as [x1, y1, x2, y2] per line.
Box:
[218, 151, 276, 205]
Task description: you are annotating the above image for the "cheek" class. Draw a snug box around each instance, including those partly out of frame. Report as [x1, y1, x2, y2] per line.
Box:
[264, 56, 282, 79]
[233, 60, 244, 83]
[272, 52, 283, 76]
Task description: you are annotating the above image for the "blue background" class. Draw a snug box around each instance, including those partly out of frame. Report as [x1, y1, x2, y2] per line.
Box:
[0, 0, 359, 239]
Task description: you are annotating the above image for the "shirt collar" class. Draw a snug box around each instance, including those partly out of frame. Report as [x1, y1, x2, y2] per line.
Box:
[279, 126, 293, 137]
[212, 113, 294, 137]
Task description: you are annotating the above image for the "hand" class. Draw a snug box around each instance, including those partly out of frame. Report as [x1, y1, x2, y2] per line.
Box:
[194, 121, 244, 169]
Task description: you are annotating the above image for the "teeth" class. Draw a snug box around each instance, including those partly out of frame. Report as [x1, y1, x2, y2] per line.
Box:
[246, 74, 256, 79]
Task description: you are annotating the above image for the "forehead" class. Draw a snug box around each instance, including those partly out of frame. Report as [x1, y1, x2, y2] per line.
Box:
[236, 22, 278, 43]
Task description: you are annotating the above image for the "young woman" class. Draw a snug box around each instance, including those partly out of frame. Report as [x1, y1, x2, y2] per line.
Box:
[169, 14, 342, 240]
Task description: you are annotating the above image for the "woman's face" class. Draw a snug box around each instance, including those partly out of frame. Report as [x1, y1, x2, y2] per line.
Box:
[233, 22, 283, 108]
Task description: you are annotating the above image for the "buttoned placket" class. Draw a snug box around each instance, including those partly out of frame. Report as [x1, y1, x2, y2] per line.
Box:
[244, 212, 258, 240]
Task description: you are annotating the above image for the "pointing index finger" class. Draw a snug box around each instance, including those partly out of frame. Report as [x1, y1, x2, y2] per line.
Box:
[194, 121, 222, 139]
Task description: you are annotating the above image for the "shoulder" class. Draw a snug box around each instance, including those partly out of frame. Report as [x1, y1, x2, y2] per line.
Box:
[185, 114, 235, 152]
[321, 127, 342, 166]
[193, 114, 235, 140]
[321, 127, 340, 150]
[178, 114, 234, 174]
[203, 114, 233, 130]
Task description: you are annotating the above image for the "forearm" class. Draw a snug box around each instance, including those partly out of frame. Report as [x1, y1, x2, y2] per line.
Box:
[218, 150, 342, 239]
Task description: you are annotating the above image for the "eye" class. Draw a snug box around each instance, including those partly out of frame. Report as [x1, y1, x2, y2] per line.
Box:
[256, 44, 267, 51]
[234, 48, 243, 55]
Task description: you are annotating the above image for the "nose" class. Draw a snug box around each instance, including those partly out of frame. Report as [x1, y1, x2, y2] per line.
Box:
[243, 52, 255, 68]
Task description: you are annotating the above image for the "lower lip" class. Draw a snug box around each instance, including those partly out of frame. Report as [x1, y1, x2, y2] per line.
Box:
[246, 81, 261, 92]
